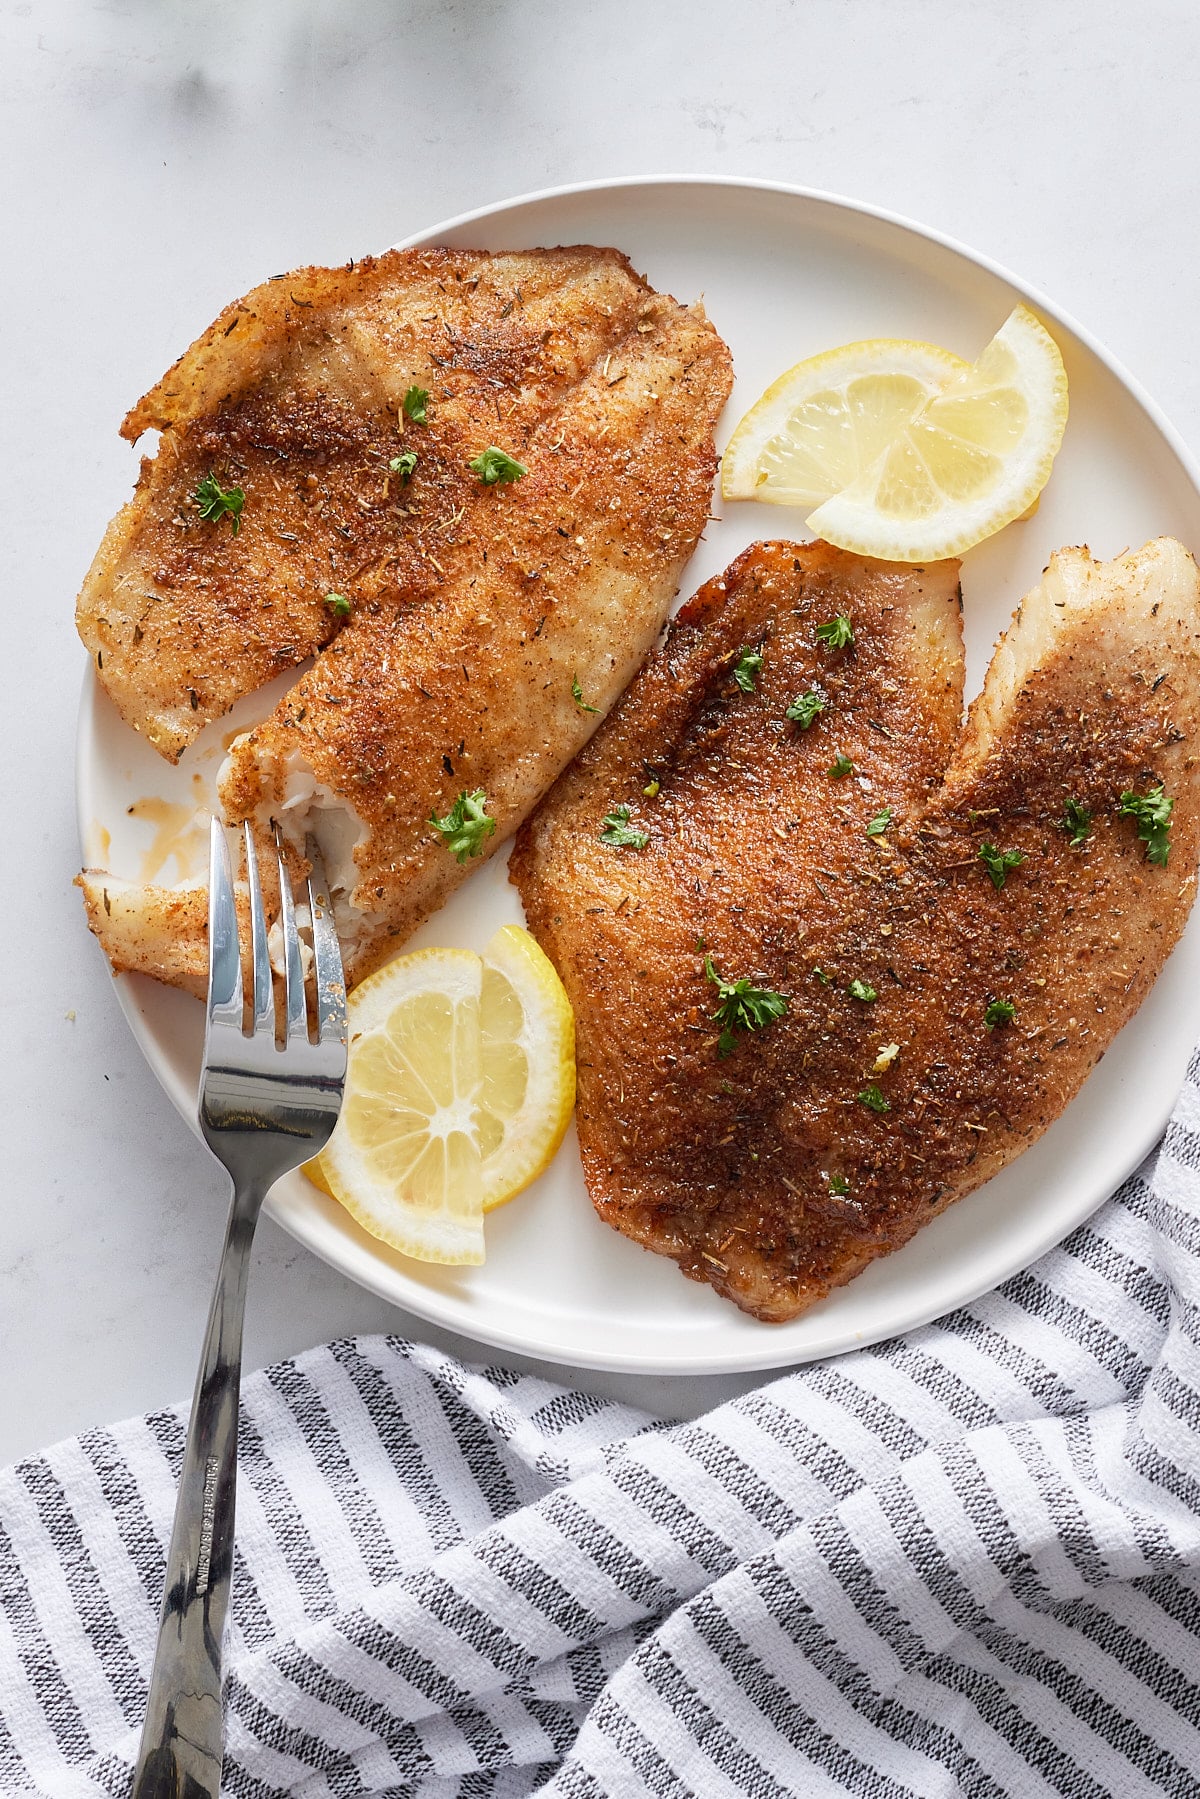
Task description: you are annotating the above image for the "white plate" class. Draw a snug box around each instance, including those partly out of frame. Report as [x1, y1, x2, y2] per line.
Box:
[76, 176, 1200, 1375]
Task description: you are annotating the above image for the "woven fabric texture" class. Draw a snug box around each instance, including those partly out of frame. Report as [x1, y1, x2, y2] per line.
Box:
[3, 1061, 1200, 1796]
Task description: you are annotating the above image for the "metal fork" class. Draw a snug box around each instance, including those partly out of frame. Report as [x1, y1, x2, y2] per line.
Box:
[131, 820, 347, 1799]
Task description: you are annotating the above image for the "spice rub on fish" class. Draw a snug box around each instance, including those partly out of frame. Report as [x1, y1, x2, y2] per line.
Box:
[511, 536, 1200, 1322]
[77, 246, 732, 987]
[78, 246, 672, 761]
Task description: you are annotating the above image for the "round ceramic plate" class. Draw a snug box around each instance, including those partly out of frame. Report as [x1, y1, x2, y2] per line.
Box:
[76, 176, 1200, 1374]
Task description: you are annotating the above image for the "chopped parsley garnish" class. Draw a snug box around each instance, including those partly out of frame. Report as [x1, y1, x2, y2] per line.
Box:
[828, 752, 854, 779]
[325, 592, 351, 618]
[857, 1084, 890, 1113]
[469, 446, 528, 485]
[403, 385, 429, 424]
[828, 1173, 851, 1196]
[704, 955, 788, 1058]
[389, 451, 418, 481]
[599, 805, 648, 849]
[1062, 797, 1092, 846]
[978, 841, 1025, 891]
[866, 808, 892, 837]
[429, 789, 496, 863]
[786, 690, 826, 729]
[643, 778, 661, 798]
[985, 998, 1017, 1031]
[847, 979, 877, 1002]
[816, 614, 854, 650]
[1118, 784, 1174, 866]
[571, 676, 600, 714]
[733, 647, 764, 692]
[813, 966, 831, 985]
[194, 471, 244, 535]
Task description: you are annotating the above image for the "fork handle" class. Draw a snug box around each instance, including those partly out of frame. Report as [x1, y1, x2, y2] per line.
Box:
[131, 1178, 263, 1799]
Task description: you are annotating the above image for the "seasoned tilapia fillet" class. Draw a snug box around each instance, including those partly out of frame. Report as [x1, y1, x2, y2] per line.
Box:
[511, 537, 1200, 1321]
[77, 247, 732, 988]
[77, 246, 663, 761]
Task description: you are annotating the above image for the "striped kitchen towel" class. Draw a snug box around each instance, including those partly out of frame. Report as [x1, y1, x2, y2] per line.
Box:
[3, 1062, 1200, 1799]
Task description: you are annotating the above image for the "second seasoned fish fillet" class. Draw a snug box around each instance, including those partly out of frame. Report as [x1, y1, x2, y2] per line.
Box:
[511, 537, 1200, 1321]
[78, 250, 733, 989]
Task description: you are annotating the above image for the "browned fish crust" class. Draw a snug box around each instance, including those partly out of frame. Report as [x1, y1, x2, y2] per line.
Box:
[511, 537, 1200, 1321]
[218, 289, 731, 981]
[78, 246, 681, 761]
[77, 245, 733, 988]
[77, 877, 213, 998]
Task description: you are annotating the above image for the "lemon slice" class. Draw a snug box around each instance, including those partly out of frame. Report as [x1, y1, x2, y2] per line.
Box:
[721, 339, 971, 507]
[315, 947, 486, 1264]
[807, 306, 1068, 561]
[309, 927, 575, 1260]
[477, 925, 576, 1209]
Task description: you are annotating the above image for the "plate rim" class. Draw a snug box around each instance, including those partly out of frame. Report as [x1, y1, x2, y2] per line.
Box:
[75, 172, 1200, 1374]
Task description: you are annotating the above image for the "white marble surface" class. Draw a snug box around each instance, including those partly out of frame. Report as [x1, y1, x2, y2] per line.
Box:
[4, 0, 1200, 1464]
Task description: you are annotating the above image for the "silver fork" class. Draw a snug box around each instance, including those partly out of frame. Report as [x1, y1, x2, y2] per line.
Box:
[131, 820, 347, 1799]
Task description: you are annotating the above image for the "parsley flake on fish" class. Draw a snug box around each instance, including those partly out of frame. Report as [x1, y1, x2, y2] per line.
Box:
[828, 1173, 851, 1196]
[429, 789, 496, 863]
[866, 807, 892, 837]
[828, 752, 854, 778]
[403, 385, 429, 424]
[1118, 784, 1174, 865]
[847, 979, 877, 1002]
[389, 451, 418, 481]
[978, 841, 1024, 890]
[857, 1084, 890, 1113]
[1062, 797, 1092, 845]
[733, 647, 764, 692]
[599, 806, 649, 849]
[786, 690, 826, 728]
[194, 471, 244, 536]
[469, 446, 527, 485]
[816, 614, 854, 649]
[704, 955, 788, 1058]
[325, 592, 352, 618]
[571, 676, 600, 714]
[985, 998, 1017, 1030]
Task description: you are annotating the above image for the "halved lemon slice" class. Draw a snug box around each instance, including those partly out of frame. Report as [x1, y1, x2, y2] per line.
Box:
[315, 947, 486, 1264]
[721, 338, 971, 508]
[807, 306, 1068, 561]
[478, 925, 576, 1210]
[308, 927, 575, 1260]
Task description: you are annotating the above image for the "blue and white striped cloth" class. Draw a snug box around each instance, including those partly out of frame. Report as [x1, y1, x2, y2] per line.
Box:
[4, 1057, 1200, 1797]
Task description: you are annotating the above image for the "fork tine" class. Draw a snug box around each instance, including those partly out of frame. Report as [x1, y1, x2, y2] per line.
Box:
[304, 838, 347, 1047]
[243, 825, 274, 1038]
[206, 819, 242, 1030]
[274, 829, 308, 1042]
